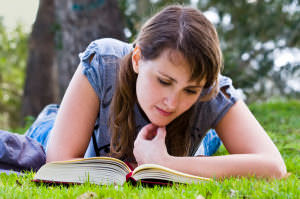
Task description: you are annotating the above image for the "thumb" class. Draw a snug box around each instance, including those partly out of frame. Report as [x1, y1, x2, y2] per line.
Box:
[153, 127, 166, 142]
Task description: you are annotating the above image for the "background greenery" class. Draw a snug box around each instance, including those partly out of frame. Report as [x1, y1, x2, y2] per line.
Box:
[0, 0, 299, 129]
[0, 17, 28, 129]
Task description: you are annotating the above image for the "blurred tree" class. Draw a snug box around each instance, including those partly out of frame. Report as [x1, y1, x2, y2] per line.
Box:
[0, 18, 28, 129]
[3, 0, 299, 129]
[20, 0, 125, 125]
[198, 0, 300, 101]
[55, 0, 125, 99]
[21, 0, 58, 124]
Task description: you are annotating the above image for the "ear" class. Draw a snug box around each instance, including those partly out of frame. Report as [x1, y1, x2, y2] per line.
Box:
[132, 46, 141, 74]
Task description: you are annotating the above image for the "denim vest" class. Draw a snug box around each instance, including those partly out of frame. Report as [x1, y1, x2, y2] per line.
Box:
[79, 38, 239, 160]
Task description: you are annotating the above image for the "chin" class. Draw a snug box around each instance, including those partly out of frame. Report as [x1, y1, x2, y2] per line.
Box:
[149, 118, 171, 127]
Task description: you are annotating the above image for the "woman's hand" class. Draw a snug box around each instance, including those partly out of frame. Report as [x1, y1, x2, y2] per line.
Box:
[133, 123, 170, 166]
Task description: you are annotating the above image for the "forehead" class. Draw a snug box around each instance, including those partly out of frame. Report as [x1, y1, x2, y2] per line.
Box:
[149, 49, 205, 86]
[166, 49, 188, 66]
[158, 49, 204, 84]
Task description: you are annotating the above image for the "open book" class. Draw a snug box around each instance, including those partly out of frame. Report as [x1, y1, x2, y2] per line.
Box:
[33, 157, 211, 186]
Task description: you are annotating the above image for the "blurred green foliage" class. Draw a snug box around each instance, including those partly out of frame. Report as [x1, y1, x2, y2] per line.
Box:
[201, 0, 300, 101]
[0, 17, 29, 129]
[11, 116, 35, 134]
[0, 0, 299, 130]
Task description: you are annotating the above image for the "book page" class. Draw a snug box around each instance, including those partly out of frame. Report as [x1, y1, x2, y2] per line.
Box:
[34, 157, 132, 185]
[132, 164, 212, 184]
[49, 157, 131, 172]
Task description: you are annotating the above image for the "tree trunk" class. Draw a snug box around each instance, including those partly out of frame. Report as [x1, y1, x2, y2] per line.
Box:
[21, 0, 58, 123]
[55, 0, 125, 99]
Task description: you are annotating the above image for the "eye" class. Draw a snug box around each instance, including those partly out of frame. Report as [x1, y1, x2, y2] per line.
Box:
[158, 77, 199, 95]
[185, 89, 197, 95]
[158, 78, 171, 86]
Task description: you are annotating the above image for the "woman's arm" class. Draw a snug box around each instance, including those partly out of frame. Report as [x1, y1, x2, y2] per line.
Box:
[46, 64, 100, 162]
[133, 100, 287, 178]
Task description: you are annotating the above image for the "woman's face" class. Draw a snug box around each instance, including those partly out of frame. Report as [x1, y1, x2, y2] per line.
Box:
[132, 48, 205, 127]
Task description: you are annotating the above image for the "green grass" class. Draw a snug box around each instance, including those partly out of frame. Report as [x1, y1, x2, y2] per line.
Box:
[1, 100, 300, 198]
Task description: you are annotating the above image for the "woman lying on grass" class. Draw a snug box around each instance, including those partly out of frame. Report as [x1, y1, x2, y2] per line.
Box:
[26, 5, 286, 179]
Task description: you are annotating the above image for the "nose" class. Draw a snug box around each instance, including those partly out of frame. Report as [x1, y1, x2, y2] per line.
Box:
[163, 92, 180, 110]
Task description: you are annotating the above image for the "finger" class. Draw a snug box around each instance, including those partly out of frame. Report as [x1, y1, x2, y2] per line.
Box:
[144, 124, 158, 140]
[137, 123, 158, 140]
[153, 127, 166, 142]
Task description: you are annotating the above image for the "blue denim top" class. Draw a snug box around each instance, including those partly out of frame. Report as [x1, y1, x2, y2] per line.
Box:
[79, 38, 239, 159]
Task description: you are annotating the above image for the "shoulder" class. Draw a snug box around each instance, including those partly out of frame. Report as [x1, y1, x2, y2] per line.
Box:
[78, 38, 132, 99]
[194, 75, 241, 128]
[80, 38, 133, 59]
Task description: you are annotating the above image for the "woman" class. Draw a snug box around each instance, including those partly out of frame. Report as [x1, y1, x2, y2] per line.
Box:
[26, 5, 286, 178]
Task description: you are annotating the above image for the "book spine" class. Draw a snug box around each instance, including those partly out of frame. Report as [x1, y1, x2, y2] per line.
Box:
[125, 171, 134, 182]
[124, 161, 134, 171]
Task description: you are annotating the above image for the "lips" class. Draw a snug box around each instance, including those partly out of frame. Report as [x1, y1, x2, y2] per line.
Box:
[156, 106, 172, 116]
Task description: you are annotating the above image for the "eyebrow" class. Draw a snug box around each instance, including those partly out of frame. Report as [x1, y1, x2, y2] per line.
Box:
[158, 71, 203, 88]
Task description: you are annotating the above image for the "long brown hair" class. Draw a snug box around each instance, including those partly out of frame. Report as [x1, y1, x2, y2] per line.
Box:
[109, 5, 222, 161]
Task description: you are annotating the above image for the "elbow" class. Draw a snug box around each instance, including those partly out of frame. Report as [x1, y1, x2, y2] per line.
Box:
[269, 157, 287, 179]
[46, 150, 56, 163]
[46, 147, 65, 163]
[46, 147, 83, 163]
[256, 154, 287, 179]
[46, 150, 68, 163]
[274, 163, 287, 179]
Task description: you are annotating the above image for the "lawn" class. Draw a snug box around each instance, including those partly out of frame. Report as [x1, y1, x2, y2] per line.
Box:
[0, 100, 299, 199]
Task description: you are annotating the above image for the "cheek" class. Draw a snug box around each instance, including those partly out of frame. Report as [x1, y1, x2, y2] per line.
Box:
[179, 96, 199, 113]
[136, 75, 160, 107]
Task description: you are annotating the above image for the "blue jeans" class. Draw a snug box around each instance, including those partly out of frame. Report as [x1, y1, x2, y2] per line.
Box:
[195, 129, 221, 156]
[25, 104, 58, 152]
[26, 104, 221, 156]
